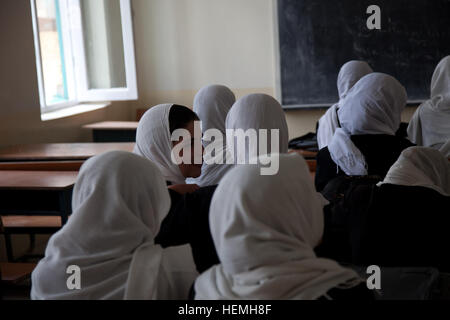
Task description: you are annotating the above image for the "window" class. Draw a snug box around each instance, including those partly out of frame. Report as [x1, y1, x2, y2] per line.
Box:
[31, 0, 137, 116]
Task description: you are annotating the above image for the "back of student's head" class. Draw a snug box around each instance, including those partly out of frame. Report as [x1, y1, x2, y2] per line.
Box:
[338, 73, 407, 136]
[31, 151, 170, 300]
[194, 154, 360, 300]
[193, 85, 236, 134]
[382, 146, 450, 196]
[337, 60, 373, 99]
[225, 94, 289, 162]
[209, 153, 325, 275]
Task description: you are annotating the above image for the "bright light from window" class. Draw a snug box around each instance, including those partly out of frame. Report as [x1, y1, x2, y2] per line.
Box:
[31, 0, 138, 114]
[36, 0, 69, 106]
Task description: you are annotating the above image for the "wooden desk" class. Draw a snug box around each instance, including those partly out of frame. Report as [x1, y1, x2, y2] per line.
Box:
[0, 262, 36, 284]
[289, 149, 318, 160]
[83, 121, 138, 142]
[0, 160, 83, 171]
[0, 143, 135, 162]
[0, 171, 77, 224]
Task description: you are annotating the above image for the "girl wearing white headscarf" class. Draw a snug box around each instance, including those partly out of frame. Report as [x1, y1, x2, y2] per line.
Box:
[317, 61, 373, 150]
[225, 93, 289, 164]
[407, 56, 450, 150]
[156, 94, 289, 274]
[31, 151, 197, 300]
[378, 146, 450, 196]
[194, 154, 367, 300]
[315, 73, 413, 192]
[324, 147, 450, 269]
[440, 139, 450, 158]
[188, 85, 236, 187]
[134, 104, 202, 185]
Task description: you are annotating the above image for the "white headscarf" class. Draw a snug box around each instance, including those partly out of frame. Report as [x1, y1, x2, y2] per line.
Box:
[378, 146, 450, 196]
[194, 154, 361, 300]
[317, 61, 373, 150]
[225, 94, 289, 164]
[407, 56, 450, 149]
[134, 104, 186, 185]
[31, 151, 197, 300]
[328, 73, 407, 176]
[188, 85, 236, 186]
[440, 139, 450, 158]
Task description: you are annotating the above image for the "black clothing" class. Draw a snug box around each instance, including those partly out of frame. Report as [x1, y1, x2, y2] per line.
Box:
[155, 186, 219, 273]
[315, 134, 414, 192]
[317, 183, 450, 272]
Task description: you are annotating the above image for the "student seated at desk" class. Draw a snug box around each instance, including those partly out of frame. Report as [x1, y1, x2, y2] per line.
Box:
[408, 56, 450, 151]
[31, 151, 197, 300]
[187, 85, 236, 187]
[134, 104, 203, 186]
[193, 154, 372, 300]
[317, 60, 373, 150]
[315, 73, 414, 192]
[155, 93, 291, 273]
[156, 185, 219, 273]
[317, 147, 450, 271]
[226, 93, 289, 160]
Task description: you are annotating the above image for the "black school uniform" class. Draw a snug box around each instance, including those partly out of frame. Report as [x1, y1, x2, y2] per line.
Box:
[155, 185, 219, 273]
[315, 134, 414, 192]
[317, 183, 450, 272]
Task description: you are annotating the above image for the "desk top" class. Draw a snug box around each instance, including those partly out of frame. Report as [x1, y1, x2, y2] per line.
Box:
[0, 143, 135, 162]
[0, 262, 37, 283]
[0, 171, 77, 190]
[289, 149, 318, 159]
[83, 121, 139, 130]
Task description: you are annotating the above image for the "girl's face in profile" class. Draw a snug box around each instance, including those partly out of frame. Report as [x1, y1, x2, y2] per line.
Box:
[172, 120, 203, 179]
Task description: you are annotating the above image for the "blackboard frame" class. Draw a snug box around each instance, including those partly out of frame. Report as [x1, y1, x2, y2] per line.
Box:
[273, 0, 338, 109]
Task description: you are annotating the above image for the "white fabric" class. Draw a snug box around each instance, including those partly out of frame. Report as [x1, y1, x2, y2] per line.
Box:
[195, 154, 361, 300]
[134, 104, 186, 184]
[440, 139, 450, 158]
[378, 146, 450, 196]
[328, 73, 407, 176]
[225, 94, 289, 164]
[317, 104, 340, 150]
[31, 151, 197, 300]
[189, 85, 235, 186]
[407, 56, 450, 149]
[317, 61, 373, 149]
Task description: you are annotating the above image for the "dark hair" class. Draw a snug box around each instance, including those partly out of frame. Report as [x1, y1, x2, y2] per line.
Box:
[169, 104, 199, 134]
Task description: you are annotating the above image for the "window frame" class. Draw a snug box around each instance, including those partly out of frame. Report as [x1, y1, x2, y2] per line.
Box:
[30, 0, 138, 114]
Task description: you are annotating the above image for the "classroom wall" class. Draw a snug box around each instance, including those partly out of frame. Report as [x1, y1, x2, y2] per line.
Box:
[130, 0, 322, 139]
[130, 0, 417, 139]
[0, 0, 131, 148]
[0, 0, 418, 148]
[129, 0, 277, 114]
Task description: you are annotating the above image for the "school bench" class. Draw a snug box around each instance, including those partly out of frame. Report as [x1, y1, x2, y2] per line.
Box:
[0, 161, 83, 171]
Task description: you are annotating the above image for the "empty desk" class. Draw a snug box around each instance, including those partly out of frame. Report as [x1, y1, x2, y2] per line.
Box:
[0, 171, 77, 261]
[0, 171, 77, 225]
[83, 121, 138, 142]
[0, 143, 135, 162]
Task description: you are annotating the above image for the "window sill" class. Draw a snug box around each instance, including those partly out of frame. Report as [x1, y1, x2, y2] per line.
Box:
[41, 102, 111, 121]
